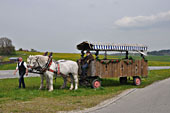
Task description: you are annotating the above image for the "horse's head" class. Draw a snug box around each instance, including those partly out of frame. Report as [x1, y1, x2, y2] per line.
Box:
[27, 55, 39, 69]
[27, 55, 50, 71]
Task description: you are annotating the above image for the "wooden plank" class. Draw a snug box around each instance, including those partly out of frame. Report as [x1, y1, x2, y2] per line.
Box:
[107, 63, 112, 77]
[127, 60, 132, 77]
[132, 60, 136, 76]
[119, 61, 123, 77]
[114, 62, 118, 77]
[103, 63, 107, 78]
[118, 61, 121, 77]
[142, 59, 148, 77]
[138, 60, 141, 76]
[123, 60, 128, 77]
[99, 62, 103, 78]
[93, 58, 148, 78]
[111, 63, 115, 77]
[95, 60, 100, 77]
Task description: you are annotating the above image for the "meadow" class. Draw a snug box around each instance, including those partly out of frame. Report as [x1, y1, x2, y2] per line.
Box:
[0, 51, 170, 112]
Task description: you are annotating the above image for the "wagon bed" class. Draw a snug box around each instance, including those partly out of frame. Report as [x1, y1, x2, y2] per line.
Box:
[77, 41, 148, 87]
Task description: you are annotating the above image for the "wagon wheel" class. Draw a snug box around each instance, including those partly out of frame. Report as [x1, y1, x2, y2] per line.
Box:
[119, 77, 127, 84]
[133, 76, 141, 86]
[92, 79, 101, 89]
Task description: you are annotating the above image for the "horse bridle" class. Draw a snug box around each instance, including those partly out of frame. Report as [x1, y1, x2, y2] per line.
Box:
[28, 57, 43, 72]
[35, 57, 44, 71]
[29, 56, 56, 74]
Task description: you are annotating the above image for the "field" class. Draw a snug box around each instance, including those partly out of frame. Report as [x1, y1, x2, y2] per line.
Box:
[0, 51, 80, 70]
[1, 51, 170, 70]
[0, 51, 170, 112]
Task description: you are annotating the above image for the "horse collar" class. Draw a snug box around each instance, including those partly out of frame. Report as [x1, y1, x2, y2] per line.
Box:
[48, 58, 53, 68]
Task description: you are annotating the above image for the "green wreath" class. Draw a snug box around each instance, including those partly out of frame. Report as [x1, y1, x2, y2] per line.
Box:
[96, 58, 120, 65]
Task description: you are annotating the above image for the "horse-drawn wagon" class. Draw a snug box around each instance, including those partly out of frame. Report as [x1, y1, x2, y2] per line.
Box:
[27, 41, 148, 91]
[77, 41, 148, 88]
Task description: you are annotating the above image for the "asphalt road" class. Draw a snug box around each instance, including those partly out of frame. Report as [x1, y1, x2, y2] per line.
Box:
[0, 70, 39, 79]
[87, 77, 170, 113]
[1, 66, 170, 79]
[148, 66, 170, 70]
[81, 66, 170, 113]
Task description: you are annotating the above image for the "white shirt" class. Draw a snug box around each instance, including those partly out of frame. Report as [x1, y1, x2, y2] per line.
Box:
[16, 61, 28, 70]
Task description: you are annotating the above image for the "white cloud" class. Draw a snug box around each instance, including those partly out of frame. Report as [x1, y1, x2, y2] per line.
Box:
[114, 10, 170, 28]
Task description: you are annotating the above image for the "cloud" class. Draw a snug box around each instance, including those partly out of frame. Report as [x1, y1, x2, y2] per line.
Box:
[114, 10, 170, 28]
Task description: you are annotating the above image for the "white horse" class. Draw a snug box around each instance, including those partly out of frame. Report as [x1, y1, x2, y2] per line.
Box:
[27, 55, 79, 91]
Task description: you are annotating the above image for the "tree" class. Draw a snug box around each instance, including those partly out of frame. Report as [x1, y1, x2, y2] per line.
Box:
[19, 48, 23, 51]
[30, 48, 38, 52]
[0, 37, 15, 55]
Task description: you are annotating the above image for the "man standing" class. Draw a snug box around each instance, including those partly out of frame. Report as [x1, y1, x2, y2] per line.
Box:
[14, 57, 28, 88]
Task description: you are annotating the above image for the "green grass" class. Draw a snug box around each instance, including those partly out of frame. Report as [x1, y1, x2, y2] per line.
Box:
[148, 61, 170, 66]
[0, 63, 16, 70]
[147, 55, 170, 66]
[146, 55, 170, 62]
[0, 69, 170, 112]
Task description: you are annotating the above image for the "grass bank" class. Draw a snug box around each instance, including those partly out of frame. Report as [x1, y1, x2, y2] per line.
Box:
[0, 69, 170, 112]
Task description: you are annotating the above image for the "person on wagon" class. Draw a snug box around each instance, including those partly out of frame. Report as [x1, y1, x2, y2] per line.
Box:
[14, 57, 28, 88]
[80, 50, 94, 77]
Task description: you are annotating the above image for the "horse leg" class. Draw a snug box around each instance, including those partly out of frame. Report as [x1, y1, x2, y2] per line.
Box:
[73, 74, 78, 90]
[60, 75, 67, 89]
[39, 74, 44, 90]
[48, 74, 54, 92]
[69, 74, 74, 90]
[46, 75, 49, 90]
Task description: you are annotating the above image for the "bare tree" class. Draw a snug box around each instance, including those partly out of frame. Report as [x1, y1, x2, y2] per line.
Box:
[0, 37, 15, 55]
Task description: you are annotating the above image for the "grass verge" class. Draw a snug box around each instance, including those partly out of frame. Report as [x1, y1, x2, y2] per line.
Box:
[0, 69, 170, 112]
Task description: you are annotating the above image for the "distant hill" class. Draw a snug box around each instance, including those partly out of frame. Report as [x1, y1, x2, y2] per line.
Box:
[148, 49, 170, 56]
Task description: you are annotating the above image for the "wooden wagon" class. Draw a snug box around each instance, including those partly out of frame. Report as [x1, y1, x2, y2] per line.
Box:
[77, 41, 148, 88]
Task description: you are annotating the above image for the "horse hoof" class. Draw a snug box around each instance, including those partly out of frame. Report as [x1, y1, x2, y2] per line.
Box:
[39, 87, 43, 90]
[60, 86, 65, 89]
[74, 88, 78, 90]
[48, 89, 53, 92]
[69, 88, 73, 90]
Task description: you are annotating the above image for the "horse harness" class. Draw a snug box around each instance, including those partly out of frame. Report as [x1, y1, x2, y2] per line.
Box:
[47, 59, 60, 75]
[30, 57, 67, 77]
[38, 57, 58, 75]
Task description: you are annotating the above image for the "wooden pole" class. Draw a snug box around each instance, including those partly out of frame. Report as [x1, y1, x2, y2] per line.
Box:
[104, 51, 107, 59]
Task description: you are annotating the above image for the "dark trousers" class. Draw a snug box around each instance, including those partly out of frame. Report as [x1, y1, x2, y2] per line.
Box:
[82, 63, 88, 76]
[19, 73, 25, 88]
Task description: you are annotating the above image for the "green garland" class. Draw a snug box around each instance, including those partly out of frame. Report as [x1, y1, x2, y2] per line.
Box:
[124, 57, 135, 65]
[96, 57, 147, 65]
[96, 58, 120, 65]
[123, 60, 133, 65]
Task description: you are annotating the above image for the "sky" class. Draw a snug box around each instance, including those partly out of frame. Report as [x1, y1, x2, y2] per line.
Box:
[0, 0, 170, 53]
